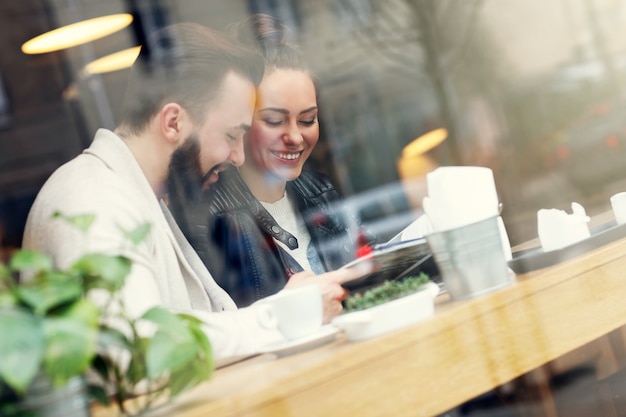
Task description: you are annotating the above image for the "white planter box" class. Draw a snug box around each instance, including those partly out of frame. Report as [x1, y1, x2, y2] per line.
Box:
[332, 282, 440, 342]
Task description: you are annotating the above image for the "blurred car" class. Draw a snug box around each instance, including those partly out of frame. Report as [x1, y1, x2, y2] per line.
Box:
[338, 180, 422, 243]
[303, 180, 440, 289]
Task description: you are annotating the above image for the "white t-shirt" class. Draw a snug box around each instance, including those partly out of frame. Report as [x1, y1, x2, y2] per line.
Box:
[260, 192, 325, 273]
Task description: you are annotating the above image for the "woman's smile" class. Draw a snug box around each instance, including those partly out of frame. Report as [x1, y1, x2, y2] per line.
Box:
[272, 150, 304, 161]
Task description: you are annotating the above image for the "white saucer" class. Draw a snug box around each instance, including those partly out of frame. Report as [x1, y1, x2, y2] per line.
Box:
[214, 353, 258, 369]
[260, 325, 340, 357]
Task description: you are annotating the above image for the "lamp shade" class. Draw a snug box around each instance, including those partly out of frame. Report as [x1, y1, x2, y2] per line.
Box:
[22, 13, 133, 54]
[397, 128, 448, 209]
[84, 46, 141, 75]
[402, 128, 448, 158]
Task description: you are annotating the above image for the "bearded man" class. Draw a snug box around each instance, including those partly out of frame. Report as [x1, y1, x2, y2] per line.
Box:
[22, 22, 365, 362]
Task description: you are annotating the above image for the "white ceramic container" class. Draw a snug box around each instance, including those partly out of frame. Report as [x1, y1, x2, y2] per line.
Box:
[332, 282, 440, 342]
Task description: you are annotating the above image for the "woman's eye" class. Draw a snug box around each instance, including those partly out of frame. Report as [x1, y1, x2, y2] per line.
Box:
[226, 134, 237, 141]
[300, 118, 317, 126]
[264, 119, 283, 126]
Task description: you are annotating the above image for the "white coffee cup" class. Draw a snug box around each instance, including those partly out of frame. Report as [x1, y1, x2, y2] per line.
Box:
[257, 285, 323, 340]
[424, 166, 499, 231]
[611, 192, 626, 225]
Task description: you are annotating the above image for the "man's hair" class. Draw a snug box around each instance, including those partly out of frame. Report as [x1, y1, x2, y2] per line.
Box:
[118, 22, 264, 134]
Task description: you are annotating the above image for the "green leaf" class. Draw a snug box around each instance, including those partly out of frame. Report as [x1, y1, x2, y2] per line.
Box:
[182, 316, 212, 360]
[52, 211, 95, 233]
[62, 298, 100, 327]
[175, 312, 206, 326]
[142, 307, 185, 330]
[0, 308, 45, 394]
[187, 323, 214, 379]
[126, 337, 149, 385]
[167, 363, 204, 397]
[9, 250, 53, 273]
[145, 328, 197, 380]
[0, 291, 17, 308]
[96, 326, 132, 351]
[0, 263, 9, 280]
[119, 223, 152, 246]
[16, 277, 82, 315]
[0, 266, 16, 307]
[71, 254, 131, 292]
[143, 312, 215, 396]
[166, 327, 213, 397]
[42, 316, 97, 387]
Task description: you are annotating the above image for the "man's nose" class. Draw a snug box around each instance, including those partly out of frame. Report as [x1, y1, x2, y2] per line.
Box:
[229, 137, 245, 166]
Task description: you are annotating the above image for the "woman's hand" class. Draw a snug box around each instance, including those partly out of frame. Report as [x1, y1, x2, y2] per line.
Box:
[285, 263, 373, 323]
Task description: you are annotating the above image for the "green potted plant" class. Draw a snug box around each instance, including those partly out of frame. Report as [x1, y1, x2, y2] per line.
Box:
[0, 212, 215, 416]
[332, 273, 440, 342]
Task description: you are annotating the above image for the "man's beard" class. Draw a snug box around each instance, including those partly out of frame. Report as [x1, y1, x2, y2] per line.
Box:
[167, 133, 205, 212]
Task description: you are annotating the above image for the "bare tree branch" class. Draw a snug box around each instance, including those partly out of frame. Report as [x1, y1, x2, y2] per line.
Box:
[335, 0, 422, 69]
[442, 0, 484, 72]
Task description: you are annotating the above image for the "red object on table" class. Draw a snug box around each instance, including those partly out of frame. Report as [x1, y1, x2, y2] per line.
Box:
[356, 244, 373, 258]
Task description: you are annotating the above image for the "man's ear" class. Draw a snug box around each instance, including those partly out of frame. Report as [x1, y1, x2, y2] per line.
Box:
[160, 103, 187, 144]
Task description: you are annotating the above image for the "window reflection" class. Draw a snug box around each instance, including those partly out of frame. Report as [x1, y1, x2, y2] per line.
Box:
[3, 1, 626, 413]
[2, 1, 626, 254]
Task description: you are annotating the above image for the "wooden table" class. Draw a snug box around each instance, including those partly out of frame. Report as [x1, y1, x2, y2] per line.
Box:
[97, 231, 626, 417]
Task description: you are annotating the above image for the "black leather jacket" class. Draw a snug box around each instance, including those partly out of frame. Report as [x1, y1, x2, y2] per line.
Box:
[173, 167, 357, 307]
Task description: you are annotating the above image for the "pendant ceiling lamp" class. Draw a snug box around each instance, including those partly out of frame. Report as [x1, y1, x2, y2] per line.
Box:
[21, 13, 133, 54]
[84, 46, 141, 75]
[402, 128, 448, 158]
[397, 128, 448, 187]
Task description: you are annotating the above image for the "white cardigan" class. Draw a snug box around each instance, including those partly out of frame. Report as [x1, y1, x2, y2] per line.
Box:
[23, 129, 283, 361]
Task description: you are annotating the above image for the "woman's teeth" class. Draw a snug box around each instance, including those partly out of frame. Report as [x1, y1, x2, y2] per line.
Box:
[274, 152, 301, 160]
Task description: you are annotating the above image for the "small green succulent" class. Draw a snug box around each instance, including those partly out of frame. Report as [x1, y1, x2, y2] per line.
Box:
[344, 273, 430, 313]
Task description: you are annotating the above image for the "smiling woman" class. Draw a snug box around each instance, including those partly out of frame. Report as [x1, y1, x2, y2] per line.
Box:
[168, 14, 363, 308]
[241, 69, 319, 194]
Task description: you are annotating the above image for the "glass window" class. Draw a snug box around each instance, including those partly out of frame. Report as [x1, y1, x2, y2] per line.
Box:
[4, 1, 626, 414]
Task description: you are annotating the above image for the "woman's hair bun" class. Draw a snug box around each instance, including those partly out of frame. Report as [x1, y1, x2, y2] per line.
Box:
[227, 13, 297, 50]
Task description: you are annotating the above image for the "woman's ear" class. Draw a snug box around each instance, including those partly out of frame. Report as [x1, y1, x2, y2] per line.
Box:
[160, 103, 186, 144]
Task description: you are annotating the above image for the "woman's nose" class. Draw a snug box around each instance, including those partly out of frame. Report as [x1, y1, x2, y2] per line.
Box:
[282, 124, 304, 145]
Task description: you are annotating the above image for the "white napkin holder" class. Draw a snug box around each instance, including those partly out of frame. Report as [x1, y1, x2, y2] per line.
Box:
[537, 202, 590, 252]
